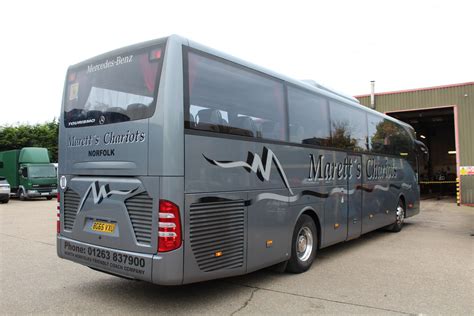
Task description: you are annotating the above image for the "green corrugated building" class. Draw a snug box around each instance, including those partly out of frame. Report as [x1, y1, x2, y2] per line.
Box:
[356, 82, 473, 205]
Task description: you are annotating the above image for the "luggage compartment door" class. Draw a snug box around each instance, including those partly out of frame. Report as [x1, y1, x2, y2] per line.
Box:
[183, 192, 248, 284]
[347, 154, 363, 240]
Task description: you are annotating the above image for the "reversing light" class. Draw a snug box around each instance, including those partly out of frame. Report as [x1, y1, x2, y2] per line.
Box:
[59, 176, 67, 190]
[158, 200, 182, 252]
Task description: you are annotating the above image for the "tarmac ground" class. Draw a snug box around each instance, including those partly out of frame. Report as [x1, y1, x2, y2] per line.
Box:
[0, 198, 472, 314]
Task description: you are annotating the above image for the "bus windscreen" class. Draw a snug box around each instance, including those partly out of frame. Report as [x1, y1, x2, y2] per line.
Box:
[64, 46, 163, 128]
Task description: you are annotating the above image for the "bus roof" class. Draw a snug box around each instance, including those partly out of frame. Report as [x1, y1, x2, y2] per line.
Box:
[68, 34, 414, 137]
[183, 36, 414, 134]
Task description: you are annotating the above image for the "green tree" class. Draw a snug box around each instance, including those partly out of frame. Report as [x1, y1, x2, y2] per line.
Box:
[331, 120, 358, 150]
[0, 120, 59, 162]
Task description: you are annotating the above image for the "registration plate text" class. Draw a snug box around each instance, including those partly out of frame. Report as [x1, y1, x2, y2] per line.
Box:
[92, 221, 115, 233]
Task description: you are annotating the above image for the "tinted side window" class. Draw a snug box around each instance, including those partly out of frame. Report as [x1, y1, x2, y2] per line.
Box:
[393, 124, 416, 168]
[288, 87, 331, 146]
[369, 117, 414, 157]
[393, 125, 411, 155]
[185, 51, 287, 141]
[329, 101, 368, 151]
[368, 114, 386, 153]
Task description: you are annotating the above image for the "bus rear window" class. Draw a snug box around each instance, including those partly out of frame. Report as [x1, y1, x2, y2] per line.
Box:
[64, 46, 164, 128]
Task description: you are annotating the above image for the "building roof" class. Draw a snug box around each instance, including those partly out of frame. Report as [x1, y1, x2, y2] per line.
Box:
[354, 82, 474, 98]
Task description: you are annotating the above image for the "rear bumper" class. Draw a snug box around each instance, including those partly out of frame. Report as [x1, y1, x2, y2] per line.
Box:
[26, 189, 57, 198]
[57, 236, 183, 285]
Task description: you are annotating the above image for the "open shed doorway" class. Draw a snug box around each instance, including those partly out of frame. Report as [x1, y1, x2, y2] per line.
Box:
[386, 106, 458, 200]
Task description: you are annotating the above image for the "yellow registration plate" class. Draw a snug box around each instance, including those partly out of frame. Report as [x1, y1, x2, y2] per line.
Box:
[92, 221, 116, 233]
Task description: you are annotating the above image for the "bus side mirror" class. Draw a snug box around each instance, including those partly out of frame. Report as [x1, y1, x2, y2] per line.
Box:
[415, 140, 429, 161]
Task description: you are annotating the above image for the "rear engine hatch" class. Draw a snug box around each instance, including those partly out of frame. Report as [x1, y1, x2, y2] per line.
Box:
[61, 176, 158, 254]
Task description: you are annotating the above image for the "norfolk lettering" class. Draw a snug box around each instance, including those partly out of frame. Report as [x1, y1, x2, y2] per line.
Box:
[88, 149, 115, 157]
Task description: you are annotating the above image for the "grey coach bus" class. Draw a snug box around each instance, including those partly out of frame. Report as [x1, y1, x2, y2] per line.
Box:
[58, 35, 426, 285]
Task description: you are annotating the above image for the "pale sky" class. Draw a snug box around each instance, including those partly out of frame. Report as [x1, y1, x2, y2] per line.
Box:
[1, 0, 472, 125]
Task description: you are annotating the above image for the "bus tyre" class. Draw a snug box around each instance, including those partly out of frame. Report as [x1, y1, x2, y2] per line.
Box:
[286, 214, 317, 273]
[46, 196, 53, 200]
[388, 200, 405, 232]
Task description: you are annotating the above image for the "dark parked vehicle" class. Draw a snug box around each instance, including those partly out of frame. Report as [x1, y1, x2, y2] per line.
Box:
[0, 148, 57, 200]
[0, 176, 10, 203]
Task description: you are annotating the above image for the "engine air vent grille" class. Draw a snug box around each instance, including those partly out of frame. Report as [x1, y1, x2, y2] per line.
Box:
[63, 189, 80, 231]
[190, 199, 245, 272]
[125, 192, 153, 245]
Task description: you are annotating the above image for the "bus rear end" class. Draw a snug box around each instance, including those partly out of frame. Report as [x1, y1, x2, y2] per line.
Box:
[57, 36, 186, 285]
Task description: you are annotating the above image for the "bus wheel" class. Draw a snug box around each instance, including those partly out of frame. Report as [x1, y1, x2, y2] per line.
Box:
[388, 200, 405, 232]
[46, 196, 53, 200]
[286, 214, 317, 273]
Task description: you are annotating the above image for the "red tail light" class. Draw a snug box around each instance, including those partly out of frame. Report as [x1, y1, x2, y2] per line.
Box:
[68, 72, 76, 82]
[56, 192, 61, 234]
[158, 200, 182, 252]
[149, 48, 162, 61]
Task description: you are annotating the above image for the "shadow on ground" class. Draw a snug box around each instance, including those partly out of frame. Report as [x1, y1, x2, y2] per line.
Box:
[72, 224, 415, 312]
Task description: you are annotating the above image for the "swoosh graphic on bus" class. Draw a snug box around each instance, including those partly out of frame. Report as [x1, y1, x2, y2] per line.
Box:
[203, 148, 409, 204]
[357, 183, 401, 193]
[203, 146, 294, 195]
[203, 149, 364, 203]
[401, 183, 412, 190]
[255, 188, 346, 203]
[78, 181, 138, 211]
[199, 186, 369, 204]
[196, 181, 411, 205]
